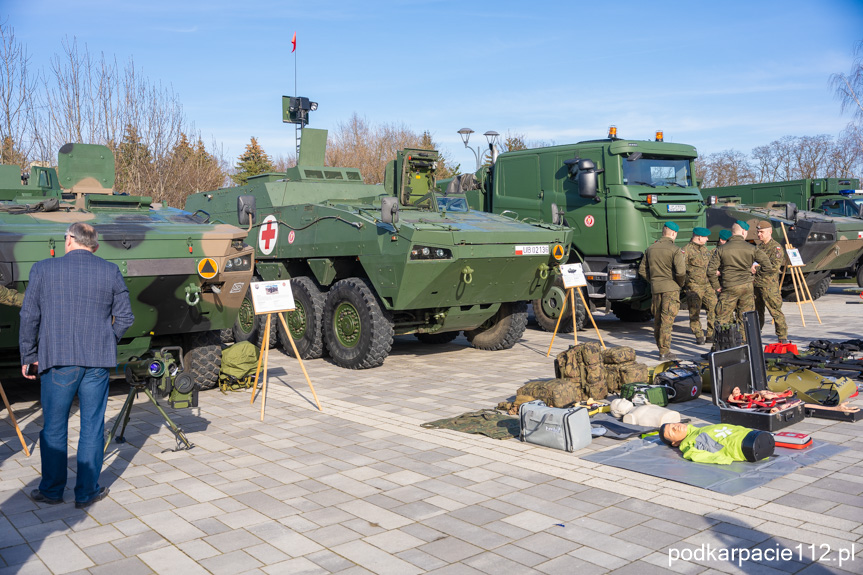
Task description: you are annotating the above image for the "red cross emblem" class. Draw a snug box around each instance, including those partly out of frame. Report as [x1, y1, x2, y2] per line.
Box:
[258, 215, 278, 255]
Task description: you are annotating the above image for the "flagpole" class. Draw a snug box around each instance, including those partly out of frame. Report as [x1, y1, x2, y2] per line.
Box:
[293, 32, 298, 156]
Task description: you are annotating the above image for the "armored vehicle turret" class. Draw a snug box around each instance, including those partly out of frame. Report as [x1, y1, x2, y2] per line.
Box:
[0, 144, 255, 390]
[185, 104, 571, 369]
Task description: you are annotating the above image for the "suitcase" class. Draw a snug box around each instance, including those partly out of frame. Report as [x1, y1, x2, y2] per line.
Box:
[519, 400, 592, 452]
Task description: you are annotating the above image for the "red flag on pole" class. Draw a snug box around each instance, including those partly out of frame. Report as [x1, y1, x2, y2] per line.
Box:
[291, 32, 297, 53]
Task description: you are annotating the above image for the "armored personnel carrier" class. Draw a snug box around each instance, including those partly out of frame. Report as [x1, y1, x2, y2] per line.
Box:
[0, 144, 255, 390]
[185, 106, 571, 369]
[705, 200, 862, 300]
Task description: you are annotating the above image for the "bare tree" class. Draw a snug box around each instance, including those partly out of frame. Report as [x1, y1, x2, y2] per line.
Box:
[830, 40, 863, 124]
[695, 149, 756, 189]
[0, 20, 37, 167]
[751, 134, 858, 182]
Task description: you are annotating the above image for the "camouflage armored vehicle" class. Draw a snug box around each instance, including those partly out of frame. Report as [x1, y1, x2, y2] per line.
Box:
[185, 99, 571, 369]
[704, 200, 860, 300]
[705, 179, 863, 287]
[0, 144, 255, 389]
[440, 128, 707, 331]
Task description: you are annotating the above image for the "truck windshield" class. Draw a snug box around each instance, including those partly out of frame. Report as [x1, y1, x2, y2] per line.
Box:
[622, 157, 692, 188]
[437, 196, 469, 212]
[820, 198, 863, 218]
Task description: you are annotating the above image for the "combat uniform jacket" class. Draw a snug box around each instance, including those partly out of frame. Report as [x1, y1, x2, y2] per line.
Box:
[0, 285, 23, 307]
[677, 423, 763, 465]
[754, 238, 785, 288]
[706, 236, 770, 290]
[638, 237, 686, 294]
[683, 242, 713, 289]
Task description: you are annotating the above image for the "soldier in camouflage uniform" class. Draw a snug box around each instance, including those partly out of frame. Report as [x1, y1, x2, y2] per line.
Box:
[0, 285, 24, 307]
[684, 227, 716, 345]
[638, 222, 686, 361]
[707, 220, 771, 335]
[753, 220, 788, 342]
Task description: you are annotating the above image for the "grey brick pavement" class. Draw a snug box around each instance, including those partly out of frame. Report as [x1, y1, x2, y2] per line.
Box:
[1, 286, 862, 574]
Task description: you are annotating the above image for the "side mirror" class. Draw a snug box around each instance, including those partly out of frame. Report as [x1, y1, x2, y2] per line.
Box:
[237, 195, 256, 226]
[563, 157, 601, 199]
[784, 202, 798, 221]
[381, 197, 399, 224]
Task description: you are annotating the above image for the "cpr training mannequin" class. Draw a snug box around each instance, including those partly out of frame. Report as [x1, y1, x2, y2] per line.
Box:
[659, 422, 775, 464]
[610, 398, 680, 427]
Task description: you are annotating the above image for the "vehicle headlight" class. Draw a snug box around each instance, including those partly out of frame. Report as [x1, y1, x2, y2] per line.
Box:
[227, 255, 252, 271]
[410, 245, 452, 260]
[609, 268, 638, 281]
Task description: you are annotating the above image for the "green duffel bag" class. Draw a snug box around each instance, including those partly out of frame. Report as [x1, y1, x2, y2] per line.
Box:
[620, 383, 669, 407]
[219, 341, 259, 392]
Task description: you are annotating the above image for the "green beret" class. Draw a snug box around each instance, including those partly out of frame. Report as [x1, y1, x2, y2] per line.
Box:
[735, 219, 750, 231]
[719, 229, 732, 240]
[664, 221, 680, 232]
[693, 227, 710, 237]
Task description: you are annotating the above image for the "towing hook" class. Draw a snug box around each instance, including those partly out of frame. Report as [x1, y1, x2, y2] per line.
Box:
[538, 263, 549, 280]
[185, 284, 201, 306]
[461, 266, 474, 285]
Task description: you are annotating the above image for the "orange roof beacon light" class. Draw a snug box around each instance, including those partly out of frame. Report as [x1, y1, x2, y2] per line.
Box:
[608, 125, 618, 139]
[655, 130, 664, 142]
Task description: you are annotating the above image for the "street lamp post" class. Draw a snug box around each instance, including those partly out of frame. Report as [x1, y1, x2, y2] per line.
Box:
[457, 128, 499, 171]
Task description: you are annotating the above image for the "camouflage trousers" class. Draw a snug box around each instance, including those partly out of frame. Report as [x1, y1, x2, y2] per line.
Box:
[652, 291, 680, 356]
[755, 282, 788, 340]
[686, 285, 717, 340]
[715, 283, 755, 336]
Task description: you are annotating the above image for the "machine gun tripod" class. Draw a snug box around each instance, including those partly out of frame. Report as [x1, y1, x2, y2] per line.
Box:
[104, 347, 195, 452]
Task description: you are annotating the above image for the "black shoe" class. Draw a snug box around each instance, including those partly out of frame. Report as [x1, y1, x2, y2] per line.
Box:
[75, 487, 110, 509]
[696, 336, 706, 345]
[29, 489, 63, 505]
[658, 353, 679, 361]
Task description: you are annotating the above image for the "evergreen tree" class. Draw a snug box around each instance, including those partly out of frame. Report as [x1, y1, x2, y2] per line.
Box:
[231, 137, 275, 185]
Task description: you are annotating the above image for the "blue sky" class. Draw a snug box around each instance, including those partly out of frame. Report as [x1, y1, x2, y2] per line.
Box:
[7, 0, 863, 172]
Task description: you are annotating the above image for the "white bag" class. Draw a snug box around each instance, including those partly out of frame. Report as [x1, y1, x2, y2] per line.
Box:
[519, 400, 592, 452]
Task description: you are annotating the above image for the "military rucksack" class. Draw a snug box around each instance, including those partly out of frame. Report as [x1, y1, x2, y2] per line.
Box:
[516, 378, 587, 408]
[219, 341, 259, 392]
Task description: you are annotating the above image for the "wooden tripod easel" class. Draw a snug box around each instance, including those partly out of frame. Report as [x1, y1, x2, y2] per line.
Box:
[546, 285, 605, 356]
[780, 222, 821, 326]
[249, 312, 322, 420]
[0, 380, 30, 456]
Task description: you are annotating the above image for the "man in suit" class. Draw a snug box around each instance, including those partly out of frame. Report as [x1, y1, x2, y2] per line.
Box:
[20, 222, 134, 509]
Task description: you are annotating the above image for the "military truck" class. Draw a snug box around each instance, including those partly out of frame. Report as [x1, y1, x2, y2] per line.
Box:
[441, 129, 706, 331]
[705, 179, 863, 287]
[185, 100, 571, 369]
[0, 144, 255, 390]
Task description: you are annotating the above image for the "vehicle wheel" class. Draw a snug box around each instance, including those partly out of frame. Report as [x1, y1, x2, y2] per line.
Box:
[810, 275, 831, 300]
[532, 276, 585, 332]
[183, 330, 222, 390]
[277, 277, 325, 359]
[219, 329, 234, 345]
[415, 331, 459, 344]
[857, 265, 863, 288]
[611, 302, 653, 322]
[465, 301, 528, 351]
[783, 271, 830, 301]
[232, 276, 276, 348]
[323, 277, 393, 369]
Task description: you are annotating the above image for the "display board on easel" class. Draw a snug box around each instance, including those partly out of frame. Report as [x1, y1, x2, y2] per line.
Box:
[248, 280, 322, 419]
[780, 223, 821, 326]
[546, 263, 605, 356]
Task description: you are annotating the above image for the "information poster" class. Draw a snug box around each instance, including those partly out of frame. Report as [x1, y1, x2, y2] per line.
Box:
[250, 280, 296, 314]
[560, 263, 588, 288]
[786, 248, 805, 267]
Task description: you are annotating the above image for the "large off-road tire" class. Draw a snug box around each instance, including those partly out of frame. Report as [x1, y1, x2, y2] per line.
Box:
[465, 301, 528, 351]
[183, 330, 222, 390]
[415, 331, 460, 344]
[856, 265, 863, 288]
[219, 329, 234, 345]
[323, 277, 394, 369]
[532, 276, 585, 333]
[232, 276, 276, 348]
[611, 302, 653, 322]
[783, 271, 830, 302]
[278, 276, 326, 359]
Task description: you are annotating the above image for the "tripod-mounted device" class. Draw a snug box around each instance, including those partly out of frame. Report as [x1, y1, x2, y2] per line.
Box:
[104, 346, 195, 452]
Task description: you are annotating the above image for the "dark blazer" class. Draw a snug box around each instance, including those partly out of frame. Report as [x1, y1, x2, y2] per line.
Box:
[19, 249, 135, 372]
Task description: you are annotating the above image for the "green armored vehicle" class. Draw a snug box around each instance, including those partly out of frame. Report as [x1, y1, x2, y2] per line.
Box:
[185, 100, 571, 369]
[0, 144, 255, 390]
[705, 179, 863, 287]
[441, 128, 706, 330]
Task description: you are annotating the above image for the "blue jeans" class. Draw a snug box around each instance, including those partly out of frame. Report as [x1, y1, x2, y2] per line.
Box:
[39, 366, 109, 503]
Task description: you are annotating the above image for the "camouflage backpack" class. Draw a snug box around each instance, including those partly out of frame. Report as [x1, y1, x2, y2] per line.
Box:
[516, 378, 586, 408]
[601, 346, 636, 365]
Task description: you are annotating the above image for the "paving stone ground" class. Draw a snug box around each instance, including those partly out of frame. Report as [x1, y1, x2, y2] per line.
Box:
[1, 286, 862, 574]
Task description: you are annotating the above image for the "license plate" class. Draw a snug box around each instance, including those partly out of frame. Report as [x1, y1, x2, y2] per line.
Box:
[515, 245, 549, 255]
[667, 204, 686, 213]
